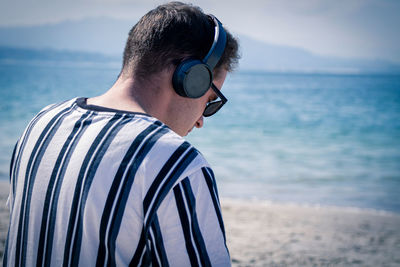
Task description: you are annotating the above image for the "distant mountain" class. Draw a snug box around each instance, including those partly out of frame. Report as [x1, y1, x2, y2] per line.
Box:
[1, 17, 399, 74]
[0, 17, 132, 55]
[0, 46, 119, 62]
[238, 35, 400, 74]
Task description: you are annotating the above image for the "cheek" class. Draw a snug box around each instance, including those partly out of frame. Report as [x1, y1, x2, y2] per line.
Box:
[197, 97, 210, 116]
[190, 103, 203, 121]
[183, 100, 202, 122]
[192, 97, 207, 113]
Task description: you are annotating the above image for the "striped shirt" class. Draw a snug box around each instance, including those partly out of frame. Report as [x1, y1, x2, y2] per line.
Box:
[4, 97, 230, 267]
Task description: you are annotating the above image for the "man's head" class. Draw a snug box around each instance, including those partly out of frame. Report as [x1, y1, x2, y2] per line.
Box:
[121, 1, 239, 83]
[119, 1, 239, 136]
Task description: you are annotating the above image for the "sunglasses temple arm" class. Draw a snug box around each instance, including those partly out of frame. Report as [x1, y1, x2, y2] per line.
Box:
[211, 83, 227, 102]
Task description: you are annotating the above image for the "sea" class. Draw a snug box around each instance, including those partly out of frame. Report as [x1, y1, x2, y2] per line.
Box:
[1, 61, 399, 213]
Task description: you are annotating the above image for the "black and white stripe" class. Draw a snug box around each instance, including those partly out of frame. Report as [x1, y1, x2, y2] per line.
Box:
[148, 214, 169, 267]
[63, 113, 131, 267]
[129, 142, 198, 266]
[202, 167, 227, 243]
[4, 101, 68, 267]
[174, 178, 212, 267]
[36, 110, 93, 267]
[9, 101, 66, 208]
[4, 98, 230, 267]
[95, 121, 168, 266]
[15, 103, 77, 267]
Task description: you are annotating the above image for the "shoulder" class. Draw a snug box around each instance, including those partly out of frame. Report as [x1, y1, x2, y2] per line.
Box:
[37, 98, 79, 116]
[23, 98, 81, 134]
[15, 98, 79, 143]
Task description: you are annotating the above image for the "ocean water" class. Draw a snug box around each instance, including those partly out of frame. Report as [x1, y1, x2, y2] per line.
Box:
[1, 62, 399, 212]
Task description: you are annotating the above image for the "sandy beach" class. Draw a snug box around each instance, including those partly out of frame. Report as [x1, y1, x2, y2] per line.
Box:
[223, 199, 400, 266]
[0, 181, 399, 266]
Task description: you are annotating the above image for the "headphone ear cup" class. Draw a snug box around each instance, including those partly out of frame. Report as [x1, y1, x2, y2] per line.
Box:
[173, 59, 212, 98]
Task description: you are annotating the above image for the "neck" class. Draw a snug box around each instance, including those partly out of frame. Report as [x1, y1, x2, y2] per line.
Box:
[87, 71, 174, 120]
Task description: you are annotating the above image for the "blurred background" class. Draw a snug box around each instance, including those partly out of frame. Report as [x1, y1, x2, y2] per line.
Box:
[0, 0, 399, 212]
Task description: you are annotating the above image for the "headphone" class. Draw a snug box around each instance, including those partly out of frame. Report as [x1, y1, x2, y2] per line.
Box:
[172, 15, 227, 98]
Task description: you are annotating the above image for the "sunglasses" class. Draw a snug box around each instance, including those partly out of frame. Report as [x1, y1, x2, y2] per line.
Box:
[203, 83, 228, 117]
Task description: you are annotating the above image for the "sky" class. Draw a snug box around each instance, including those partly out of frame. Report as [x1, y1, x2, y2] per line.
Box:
[0, 0, 399, 63]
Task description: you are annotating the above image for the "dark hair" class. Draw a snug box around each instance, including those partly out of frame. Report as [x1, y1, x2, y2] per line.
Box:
[121, 2, 239, 80]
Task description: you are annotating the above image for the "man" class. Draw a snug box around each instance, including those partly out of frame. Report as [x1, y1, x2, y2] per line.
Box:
[4, 2, 239, 266]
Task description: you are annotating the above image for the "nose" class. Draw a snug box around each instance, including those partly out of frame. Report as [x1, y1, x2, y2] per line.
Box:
[195, 116, 204, 128]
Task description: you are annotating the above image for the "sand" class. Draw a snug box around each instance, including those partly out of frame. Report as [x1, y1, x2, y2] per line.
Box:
[223, 199, 400, 266]
[1, 180, 399, 266]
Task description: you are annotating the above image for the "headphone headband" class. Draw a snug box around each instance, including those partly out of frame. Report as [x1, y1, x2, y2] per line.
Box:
[203, 15, 227, 70]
